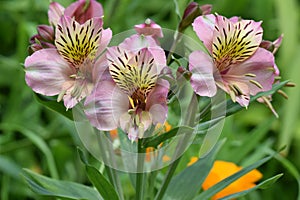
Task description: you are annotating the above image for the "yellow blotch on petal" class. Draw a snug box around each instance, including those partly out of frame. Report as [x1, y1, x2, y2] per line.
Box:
[202, 160, 263, 200]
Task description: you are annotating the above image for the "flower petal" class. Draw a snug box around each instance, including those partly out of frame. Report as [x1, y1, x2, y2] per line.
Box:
[192, 14, 216, 53]
[212, 16, 263, 64]
[48, 2, 65, 26]
[146, 79, 169, 124]
[107, 47, 161, 97]
[84, 80, 129, 131]
[24, 49, 75, 96]
[64, 0, 104, 24]
[226, 48, 275, 95]
[189, 51, 217, 97]
[55, 16, 103, 67]
[119, 34, 166, 70]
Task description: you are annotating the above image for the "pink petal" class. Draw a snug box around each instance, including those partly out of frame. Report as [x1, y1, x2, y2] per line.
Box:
[97, 28, 112, 56]
[55, 16, 103, 66]
[119, 35, 166, 70]
[48, 2, 65, 26]
[189, 51, 217, 97]
[146, 79, 169, 124]
[24, 49, 75, 96]
[212, 16, 263, 63]
[84, 80, 129, 131]
[226, 47, 275, 95]
[93, 53, 112, 83]
[192, 14, 216, 53]
[229, 16, 239, 23]
[64, 0, 104, 24]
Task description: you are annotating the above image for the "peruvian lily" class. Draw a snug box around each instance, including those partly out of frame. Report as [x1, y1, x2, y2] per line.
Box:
[25, 16, 112, 109]
[189, 14, 275, 107]
[85, 35, 169, 141]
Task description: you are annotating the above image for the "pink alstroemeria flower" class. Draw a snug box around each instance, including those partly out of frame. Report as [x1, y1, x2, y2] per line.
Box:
[189, 14, 275, 107]
[85, 35, 169, 141]
[25, 16, 112, 109]
[48, 0, 103, 26]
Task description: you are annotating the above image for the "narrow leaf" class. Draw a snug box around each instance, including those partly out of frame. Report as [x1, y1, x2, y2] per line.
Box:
[143, 126, 194, 148]
[226, 81, 289, 116]
[34, 93, 73, 120]
[0, 156, 22, 180]
[86, 165, 119, 200]
[22, 169, 101, 200]
[163, 140, 225, 200]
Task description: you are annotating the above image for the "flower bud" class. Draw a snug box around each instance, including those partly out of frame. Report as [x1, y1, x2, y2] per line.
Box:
[179, 3, 212, 32]
[134, 19, 163, 38]
[64, 0, 104, 25]
[260, 34, 283, 54]
[37, 25, 54, 42]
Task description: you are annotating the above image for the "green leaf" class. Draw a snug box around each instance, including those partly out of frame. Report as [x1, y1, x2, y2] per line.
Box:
[142, 126, 194, 148]
[195, 82, 288, 136]
[0, 156, 22, 180]
[34, 93, 73, 120]
[86, 165, 119, 200]
[163, 140, 225, 200]
[219, 174, 283, 200]
[77, 147, 120, 200]
[194, 156, 273, 200]
[225, 81, 289, 116]
[22, 169, 101, 200]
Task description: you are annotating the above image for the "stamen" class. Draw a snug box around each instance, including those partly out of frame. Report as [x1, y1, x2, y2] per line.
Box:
[285, 82, 296, 87]
[229, 90, 236, 102]
[277, 90, 288, 99]
[232, 84, 243, 95]
[57, 90, 66, 102]
[261, 96, 279, 118]
[274, 76, 281, 81]
[244, 73, 256, 77]
[249, 80, 263, 89]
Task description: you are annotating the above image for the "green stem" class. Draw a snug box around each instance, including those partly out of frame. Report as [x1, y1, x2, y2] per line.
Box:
[147, 171, 158, 200]
[166, 30, 183, 65]
[135, 138, 145, 200]
[155, 94, 198, 200]
[96, 131, 124, 200]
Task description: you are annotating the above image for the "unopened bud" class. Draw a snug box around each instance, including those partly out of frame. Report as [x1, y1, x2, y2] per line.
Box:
[179, 3, 212, 32]
[134, 19, 163, 38]
[37, 25, 54, 42]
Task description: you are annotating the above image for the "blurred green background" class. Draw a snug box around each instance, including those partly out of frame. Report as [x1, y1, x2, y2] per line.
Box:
[0, 0, 300, 199]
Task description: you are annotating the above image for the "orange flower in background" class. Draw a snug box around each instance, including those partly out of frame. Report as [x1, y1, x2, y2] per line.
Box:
[202, 160, 263, 200]
[187, 156, 199, 166]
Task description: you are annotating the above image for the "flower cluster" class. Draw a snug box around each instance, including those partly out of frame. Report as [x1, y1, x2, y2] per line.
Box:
[24, 0, 283, 141]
